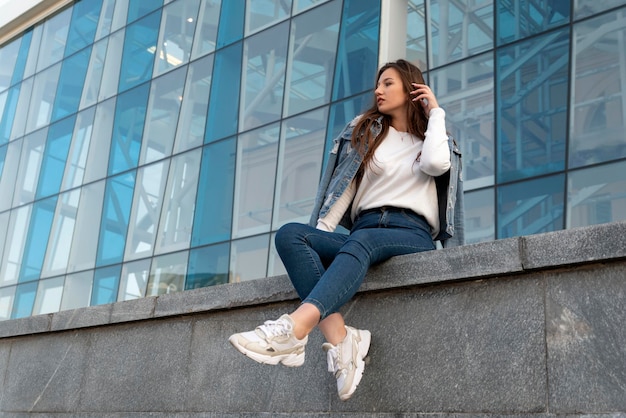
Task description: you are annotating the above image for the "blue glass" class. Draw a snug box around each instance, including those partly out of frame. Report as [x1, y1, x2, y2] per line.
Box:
[0, 144, 6, 175]
[216, 0, 245, 48]
[52, 46, 92, 122]
[11, 281, 38, 319]
[186, 243, 230, 290]
[191, 138, 236, 246]
[497, 0, 570, 46]
[324, 92, 369, 170]
[11, 30, 33, 87]
[0, 86, 20, 145]
[497, 174, 565, 239]
[96, 171, 136, 267]
[127, 0, 164, 24]
[204, 42, 242, 143]
[91, 264, 121, 305]
[118, 10, 162, 93]
[332, 0, 380, 100]
[464, 188, 495, 244]
[497, 29, 569, 183]
[18, 197, 58, 282]
[36, 115, 75, 199]
[0, 38, 20, 92]
[65, 0, 103, 57]
[108, 83, 150, 175]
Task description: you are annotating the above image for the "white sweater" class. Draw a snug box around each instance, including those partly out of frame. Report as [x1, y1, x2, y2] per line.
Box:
[317, 107, 450, 236]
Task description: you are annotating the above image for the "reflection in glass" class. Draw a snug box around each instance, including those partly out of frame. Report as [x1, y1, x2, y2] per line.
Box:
[406, 0, 427, 67]
[294, 0, 332, 14]
[19, 196, 58, 282]
[191, 138, 236, 247]
[61, 270, 93, 310]
[498, 174, 564, 239]
[0, 86, 20, 143]
[32, 276, 64, 315]
[9, 78, 34, 142]
[0, 206, 30, 286]
[92, 264, 121, 305]
[273, 108, 327, 229]
[245, 0, 291, 35]
[230, 234, 270, 282]
[428, 0, 493, 67]
[12, 129, 47, 207]
[127, 0, 163, 25]
[574, 0, 626, 19]
[80, 38, 108, 110]
[95, 0, 116, 41]
[65, 0, 103, 57]
[23, 25, 43, 80]
[0, 285, 15, 320]
[67, 181, 105, 273]
[431, 53, 494, 189]
[283, 0, 341, 117]
[98, 30, 124, 102]
[497, 29, 569, 183]
[186, 243, 230, 290]
[36, 8, 71, 72]
[62, 106, 96, 191]
[0, 38, 21, 92]
[118, 10, 161, 93]
[119, 258, 151, 300]
[25, 63, 62, 134]
[216, 0, 245, 48]
[464, 188, 494, 244]
[154, 0, 200, 77]
[36, 115, 75, 199]
[146, 250, 187, 296]
[568, 161, 626, 228]
[11, 281, 38, 319]
[41, 189, 81, 278]
[0, 212, 8, 280]
[84, 98, 115, 184]
[569, 10, 626, 168]
[267, 232, 287, 277]
[324, 92, 369, 170]
[0, 139, 22, 212]
[232, 123, 280, 238]
[191, 0, 222, 58]
[497, 0, 570, 46]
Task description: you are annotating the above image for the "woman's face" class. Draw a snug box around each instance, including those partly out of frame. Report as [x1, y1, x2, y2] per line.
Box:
[375, 67, 408, 117]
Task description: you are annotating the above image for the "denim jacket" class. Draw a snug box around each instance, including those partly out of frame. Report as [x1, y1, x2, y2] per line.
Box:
[308, 115, 465, 248]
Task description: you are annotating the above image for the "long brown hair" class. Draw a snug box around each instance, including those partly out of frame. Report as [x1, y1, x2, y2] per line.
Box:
[352, 59, 429, 184]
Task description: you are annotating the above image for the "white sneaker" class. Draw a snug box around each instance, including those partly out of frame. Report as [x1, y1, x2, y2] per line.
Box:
[229, 314, 308, 367]
[322, 325, 371, 401]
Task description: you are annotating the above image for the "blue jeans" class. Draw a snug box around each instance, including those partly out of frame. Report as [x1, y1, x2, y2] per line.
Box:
[275, 207, 435, 319]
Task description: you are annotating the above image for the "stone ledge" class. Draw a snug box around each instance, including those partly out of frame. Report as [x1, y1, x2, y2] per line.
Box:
[1, 221, 624, 339]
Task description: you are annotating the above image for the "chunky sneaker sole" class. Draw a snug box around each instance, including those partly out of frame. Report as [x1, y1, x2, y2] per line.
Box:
[323, 326, 371, 401]
[342, 327, 371, 400]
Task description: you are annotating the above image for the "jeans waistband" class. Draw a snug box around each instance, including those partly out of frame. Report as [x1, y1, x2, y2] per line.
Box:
[359, 206, 422, 219]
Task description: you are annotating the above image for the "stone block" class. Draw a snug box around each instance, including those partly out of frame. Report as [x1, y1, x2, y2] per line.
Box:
[0, 314, 50, 338]
[50, 304, 112, 332]
[110, 297, 156, 324]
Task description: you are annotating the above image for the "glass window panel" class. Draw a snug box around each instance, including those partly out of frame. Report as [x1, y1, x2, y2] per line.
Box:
[36, 7, 72, 72]
[61, 270, 93, 310]
[154, 0, 200, 77]
[19, 196, 58, 282]
[96, 171, 136, 267]
[569, 10, 626, 168]
[91, 264, 121, 306]
[0, 206, 30, 286]
[52, 46, 92, 122]
[36, 115, 76, 199]
[497, 29, 569, 183]
[110, 0, 130, 33]
[431, 53, 494, 189]
[497, 1, 570, 46]
[216, 0, 245, 48]
[0, 86, 20, 144]
[205, 42, 242, 143]
[127, 0, 163, 24]
[575, 0, 626, 19]
[428, 0, 493, 67]
[294, 0, 332, 14]
[62, 106, 96, 191]
[332, 0, 380, 100]
[0, 211, 9, 281]
[65, 0, 103, 57]
[273, 108, 327, 229]
[283, 0, 341, 117]
[98, 29, 124, 102]
[41, 189, 81, 278]
[267, 231, 287, 277]
[23, 25, 43, 80]
[119, 258, 151, 301]
[141, 66, 186, 165]
[191, 138, 236, 247]
[118, 10, 162, 93]
[0, 38, 21, 92]
[11, 281, 38, 319]
[26, 63, 62, 134]
[191, 0, 222, 58]
[232, 123, 280, 238]
[230, 234, 270, 282]
[11, 30, 34, 87]
[9, 78, 34, 141]
[146, 250, 188, 296]
[84, 98, 115, 184]
[568, 161, 626, 228]
[67, 181, 106, 273]
[32, 276, 64, 315]
[186, 243, 230, 290]
[407, 0, 427, 67]
[125, 161, 169, 261]
[173, 54, 213, 153]
[12, 129, 47, 207]
[0, 286, 15, 321]
[80, 38, 108, 110]
[95, 0, 116, 41]
[240, 21, 289, 131]
[155, 149, 202, 255]
[109, 83, 150, 175]
[464, 188, 495, 244]
[498, 174, 565, 239]
[245, 0, 291, 35]
[0, 138, 23, 212]
[324, 92, 369, 169]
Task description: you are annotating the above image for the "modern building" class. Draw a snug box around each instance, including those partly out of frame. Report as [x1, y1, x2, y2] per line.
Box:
[0, 0, 624, 321]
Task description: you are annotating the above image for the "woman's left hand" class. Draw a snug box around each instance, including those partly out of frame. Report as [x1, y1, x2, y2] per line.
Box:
[410, 83, 439, 114]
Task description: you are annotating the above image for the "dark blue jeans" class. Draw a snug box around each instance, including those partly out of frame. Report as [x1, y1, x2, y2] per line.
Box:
[275, 207, 435, 319]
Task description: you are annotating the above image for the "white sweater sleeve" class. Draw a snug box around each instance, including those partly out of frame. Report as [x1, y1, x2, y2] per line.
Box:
[419, 107, 451, 176]
[316, 180, 357, 232]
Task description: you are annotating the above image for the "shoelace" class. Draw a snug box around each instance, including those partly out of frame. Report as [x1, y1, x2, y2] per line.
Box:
[258, 318, 291, 339]
[326, 346, 350, 377]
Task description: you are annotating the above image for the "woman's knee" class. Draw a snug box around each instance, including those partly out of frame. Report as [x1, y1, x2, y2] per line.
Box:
[275, 222, 308, 250]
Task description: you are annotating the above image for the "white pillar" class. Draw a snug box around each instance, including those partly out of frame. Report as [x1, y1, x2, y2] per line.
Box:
[379, 0, 408, 67]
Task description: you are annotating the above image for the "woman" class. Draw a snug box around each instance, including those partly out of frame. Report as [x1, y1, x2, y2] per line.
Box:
[229, 59, 463, 401]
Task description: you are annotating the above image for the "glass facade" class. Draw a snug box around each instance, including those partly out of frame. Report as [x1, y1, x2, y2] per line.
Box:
[0, 0, 624, 320]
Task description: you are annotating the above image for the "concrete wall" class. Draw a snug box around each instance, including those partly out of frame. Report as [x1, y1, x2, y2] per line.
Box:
[0, 222, 625, 417]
